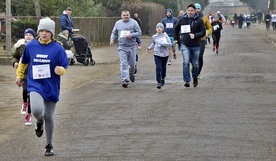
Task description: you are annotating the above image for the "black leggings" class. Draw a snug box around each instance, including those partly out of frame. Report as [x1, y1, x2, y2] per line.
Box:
[212, 33, 221, 50]
[198, 40, 206, 75]
[22, 79, 31, 114]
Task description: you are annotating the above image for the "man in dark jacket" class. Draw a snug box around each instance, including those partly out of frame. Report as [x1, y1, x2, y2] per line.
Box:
[162, 9, 178, 64]
[60, 7, 74, 36]
[174, 3, 206, 88]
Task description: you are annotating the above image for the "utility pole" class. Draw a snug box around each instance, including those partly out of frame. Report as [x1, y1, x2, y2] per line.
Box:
[5, 0, 11, 55]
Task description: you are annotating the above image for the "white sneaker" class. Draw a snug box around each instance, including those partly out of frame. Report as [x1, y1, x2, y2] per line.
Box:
[168, 61, 172, 65]
[198, 75, 202, 80]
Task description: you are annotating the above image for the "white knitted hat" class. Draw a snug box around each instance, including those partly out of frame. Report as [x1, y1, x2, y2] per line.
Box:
[37, 17, 55, 36]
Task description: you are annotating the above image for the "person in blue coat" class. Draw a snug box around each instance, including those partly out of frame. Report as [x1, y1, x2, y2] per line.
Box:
[60, 7, 74, 36]
[162, 9, 178, 65]
[245, 15, 252, 29]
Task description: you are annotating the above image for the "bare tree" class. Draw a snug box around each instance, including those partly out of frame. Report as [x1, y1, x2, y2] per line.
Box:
[33, 0, 41, 23]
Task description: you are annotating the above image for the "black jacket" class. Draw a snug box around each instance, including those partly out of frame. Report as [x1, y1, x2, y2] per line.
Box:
[174, 13, 206, 47]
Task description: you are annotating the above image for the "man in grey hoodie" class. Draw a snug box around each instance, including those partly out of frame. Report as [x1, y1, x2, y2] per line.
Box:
[110, 10, 142, 88]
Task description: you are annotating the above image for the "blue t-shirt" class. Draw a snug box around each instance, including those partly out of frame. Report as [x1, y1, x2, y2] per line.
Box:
[21, 40, 68, 102]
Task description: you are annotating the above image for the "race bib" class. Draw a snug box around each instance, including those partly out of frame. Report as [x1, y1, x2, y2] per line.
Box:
[120, 30, 130, 38]
[213, 25, 219, 31]
[32, 64, 51, 79]
[181, 25, 191, 33]
[266, 19, 270, 21]
[166, 23, 173, 28]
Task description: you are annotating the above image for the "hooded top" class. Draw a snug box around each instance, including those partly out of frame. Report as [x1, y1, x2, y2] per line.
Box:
[147, 32, 171, 57]
[174, 13, 206, 47]
[161, 9, 178, 37]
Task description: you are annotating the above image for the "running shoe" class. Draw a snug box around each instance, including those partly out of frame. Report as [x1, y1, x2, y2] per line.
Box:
[122, 82, 129, 88]
[157, 83, 162, 89]
[21, 102, 28, 115]
[35, 121, 44, 137]
[198, 75, 202, 80]
[193, 77, 198, 87]
[130, 74, 135, 83]
[25, 114, 32, 126]
[45, 144, 54, 156]
[184, 82, 190, 87]
[173, 54, 177, 59]
[160, 79, 165, 86]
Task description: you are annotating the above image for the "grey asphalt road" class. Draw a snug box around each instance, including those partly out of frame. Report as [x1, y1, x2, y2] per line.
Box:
[0, 24, 275, 161]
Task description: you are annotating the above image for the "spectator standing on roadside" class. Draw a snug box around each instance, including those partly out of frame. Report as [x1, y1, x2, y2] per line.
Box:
[133, 13, 142, 28]
[194, 3, 212, 80]
[265, 12, 272, 31]
[110, 10, 142, 88]
[146, 23, 171, 89]
[16, 17, 68, 156]
[174, 3, 206, 88]
[11, 28, 36, 126]
[162, 9, 178, 65]
[60, 7, 74, 36]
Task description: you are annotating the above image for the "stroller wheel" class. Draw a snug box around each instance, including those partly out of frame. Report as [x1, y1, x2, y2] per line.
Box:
[90, 59, 96, 66]
[84, 58, 89, 66]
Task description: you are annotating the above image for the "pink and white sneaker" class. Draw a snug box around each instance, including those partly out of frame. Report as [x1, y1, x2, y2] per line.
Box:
[25, 114, 32, 126]
[21, 102, 28, 115]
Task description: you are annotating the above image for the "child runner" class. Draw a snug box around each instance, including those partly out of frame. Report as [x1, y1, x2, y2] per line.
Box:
[16, 17, 68, 156]
[211, 15, 223, 54]
[146, 23, 171, 89]
[11, 28, 36, 125]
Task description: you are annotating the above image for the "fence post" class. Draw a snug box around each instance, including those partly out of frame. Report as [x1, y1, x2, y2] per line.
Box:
[5, 0, 12, 55]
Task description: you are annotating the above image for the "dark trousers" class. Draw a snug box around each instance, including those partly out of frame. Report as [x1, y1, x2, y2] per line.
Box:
[198, 40, 206, 75]
[212, 33, 221, 50]
[22, 79, 31, 114]
[154, 55, 168, 83]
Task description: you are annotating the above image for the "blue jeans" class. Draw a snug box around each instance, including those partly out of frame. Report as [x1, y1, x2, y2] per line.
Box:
[154, 55, 168, 83]
[180, 44, 200, 82]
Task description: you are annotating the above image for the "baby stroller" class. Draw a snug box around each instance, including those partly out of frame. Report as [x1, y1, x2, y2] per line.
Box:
[71, 34, 95, 66]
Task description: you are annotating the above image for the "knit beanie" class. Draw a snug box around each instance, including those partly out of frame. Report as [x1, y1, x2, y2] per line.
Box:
[37, 17, 55, 36]
[194, 3, 201, 10]
[156, 23, 164, 29]
[24, 28, 36, 38]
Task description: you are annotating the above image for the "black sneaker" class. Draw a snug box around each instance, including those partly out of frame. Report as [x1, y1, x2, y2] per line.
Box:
[130, 74, 135, 82]
[157, 83, 162, 89]
[45, 144, 54, 156]
[193, 77, 198, 87]
[160, 79, 165, 86]
[173, 54, 177, 59]
[35, 121, 43, 137]
[134, 64, 137, 74]
[184, 82, 190, 87]
[122, 82, 129, 88]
